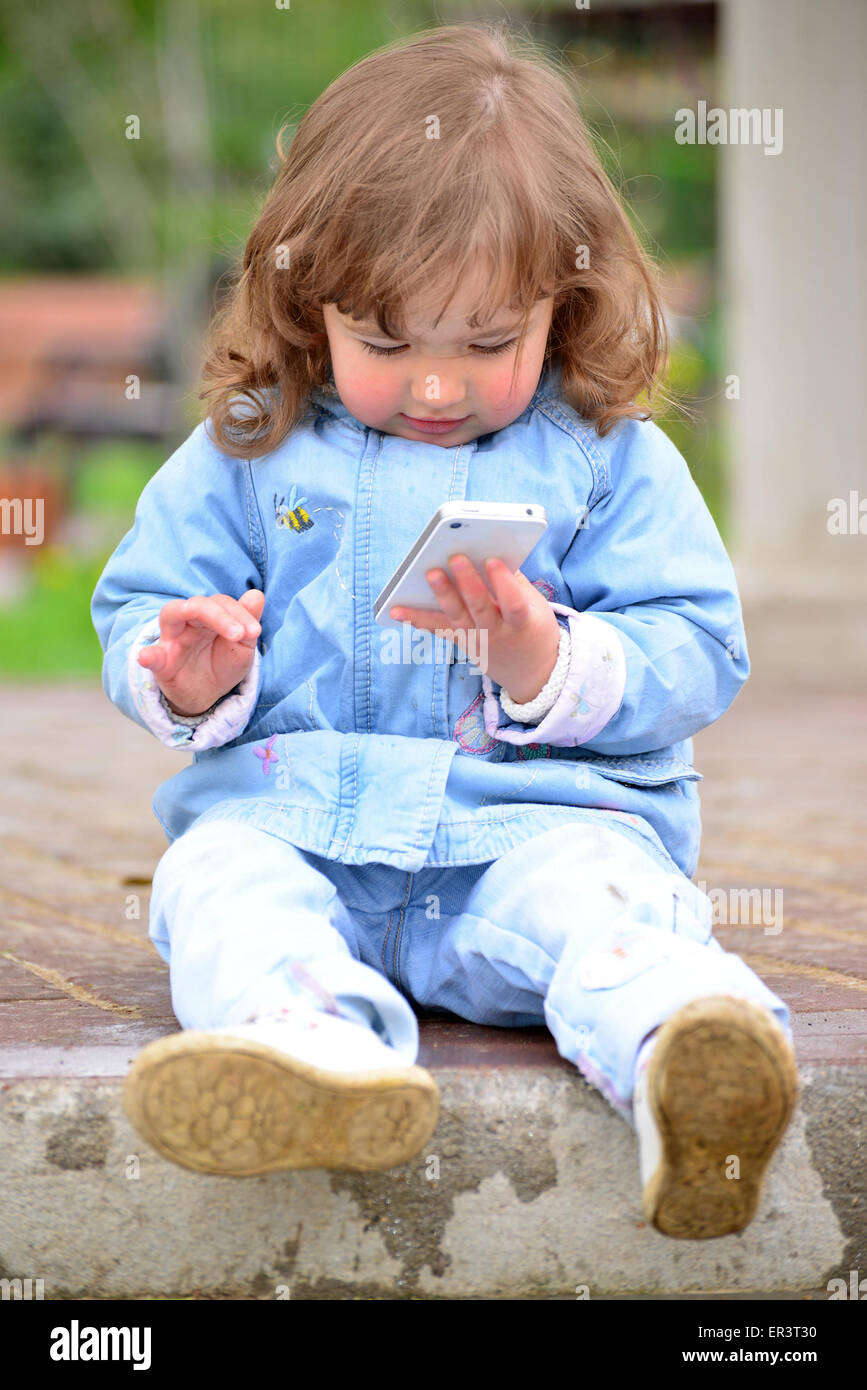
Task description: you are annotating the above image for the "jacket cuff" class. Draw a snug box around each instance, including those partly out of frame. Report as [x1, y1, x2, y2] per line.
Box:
[127, 615, 261, 750]
[481, 602, 627, 746]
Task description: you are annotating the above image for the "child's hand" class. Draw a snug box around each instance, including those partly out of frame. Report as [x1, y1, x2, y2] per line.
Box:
[137, 590, 265, 717]
[389, 555, 562, 702]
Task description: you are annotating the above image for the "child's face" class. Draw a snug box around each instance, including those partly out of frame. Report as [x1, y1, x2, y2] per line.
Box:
[320, 272, 555, 447]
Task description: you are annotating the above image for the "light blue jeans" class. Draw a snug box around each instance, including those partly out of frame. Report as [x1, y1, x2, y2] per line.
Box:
[148, 818, 791, 1125]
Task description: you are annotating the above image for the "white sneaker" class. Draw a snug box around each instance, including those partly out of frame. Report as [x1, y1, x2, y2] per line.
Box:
[222, 1004, 416, 1072]
[124, 1003, 439, 1176]
[633, 996, 798, 1239]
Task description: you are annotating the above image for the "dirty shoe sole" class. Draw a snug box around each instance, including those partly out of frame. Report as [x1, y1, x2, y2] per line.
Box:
[124, 1030, 440, 1176]
[641, 996, 798, 1239]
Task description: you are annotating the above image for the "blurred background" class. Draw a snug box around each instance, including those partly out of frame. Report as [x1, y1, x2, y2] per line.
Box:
[0, 0, 863, 678]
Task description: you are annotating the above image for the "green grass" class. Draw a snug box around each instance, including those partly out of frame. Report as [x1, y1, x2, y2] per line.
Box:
[69, 440, 163, 512]
[0, 440, 162, 679]
[0, 545, 111, 678]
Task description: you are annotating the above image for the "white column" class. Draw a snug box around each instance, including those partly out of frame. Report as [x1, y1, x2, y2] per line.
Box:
[719, 0, 867, 599]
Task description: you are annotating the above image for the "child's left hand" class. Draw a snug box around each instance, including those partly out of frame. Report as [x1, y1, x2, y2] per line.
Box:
[389, 554, 562, 703]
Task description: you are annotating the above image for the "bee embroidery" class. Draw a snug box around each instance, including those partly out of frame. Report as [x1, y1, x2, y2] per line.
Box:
[274, 486, 314, 532]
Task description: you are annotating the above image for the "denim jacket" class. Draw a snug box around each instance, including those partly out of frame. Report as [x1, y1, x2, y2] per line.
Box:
[90, 361, 749, 879]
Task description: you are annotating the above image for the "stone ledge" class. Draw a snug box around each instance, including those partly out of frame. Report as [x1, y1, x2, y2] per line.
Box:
[0, 1023, 863, 1300]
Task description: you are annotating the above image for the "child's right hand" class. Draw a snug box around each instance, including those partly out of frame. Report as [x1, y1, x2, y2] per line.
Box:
[137, 590, 265, 717]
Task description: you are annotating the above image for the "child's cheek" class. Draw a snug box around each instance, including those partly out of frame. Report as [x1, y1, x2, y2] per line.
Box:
[482, 361, 541, 427]
[339, 364, 396, 423]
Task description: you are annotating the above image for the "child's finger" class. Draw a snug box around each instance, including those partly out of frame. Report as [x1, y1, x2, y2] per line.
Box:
[423, 568, 473, 628]
[446, 555, 499, 629]
[138, 638, 188, 685]
[158, 597, 229, 639]
[137, 643, 164, 671]
[140, 636, 188, 680]
[156, 601, 192, 640]
[211, 593, 261, 638]
[389, 604, 457, 632]
[389, 601, 475, 651]
[484, 558, 532, 626]
[160, 596, 247, 642]
[238, 589, 266, 622]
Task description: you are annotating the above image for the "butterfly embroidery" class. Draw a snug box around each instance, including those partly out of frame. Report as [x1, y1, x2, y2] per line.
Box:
[453, 692, 500, 754]
[570, 684, 592, 718]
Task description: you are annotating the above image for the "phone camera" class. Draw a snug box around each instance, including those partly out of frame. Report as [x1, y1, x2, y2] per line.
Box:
[450, 522, 462, 528]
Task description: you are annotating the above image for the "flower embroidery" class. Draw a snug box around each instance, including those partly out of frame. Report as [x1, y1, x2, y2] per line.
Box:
[516, 742, 551, 760]
[253, 733, 279, 774]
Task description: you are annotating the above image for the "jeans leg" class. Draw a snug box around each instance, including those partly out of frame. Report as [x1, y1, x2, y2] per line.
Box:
[408, 822, 792, 1123]
[148, 820, 420, 1062]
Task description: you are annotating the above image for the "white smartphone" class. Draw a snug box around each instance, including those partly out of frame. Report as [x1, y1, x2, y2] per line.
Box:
[374, 501, 548, 626]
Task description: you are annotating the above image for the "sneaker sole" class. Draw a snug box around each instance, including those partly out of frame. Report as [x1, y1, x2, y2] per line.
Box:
[641, 996, 798, 1239]
[123, 1030, 440, 1176]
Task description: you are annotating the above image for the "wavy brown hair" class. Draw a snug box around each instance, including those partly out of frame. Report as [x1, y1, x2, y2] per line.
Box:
[198, 19, 678, 458]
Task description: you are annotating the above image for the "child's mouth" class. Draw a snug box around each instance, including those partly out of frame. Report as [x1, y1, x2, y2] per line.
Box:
[400, 414, 470, 434]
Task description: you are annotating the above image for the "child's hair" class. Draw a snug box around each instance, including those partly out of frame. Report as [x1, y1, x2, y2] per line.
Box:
[199, 20, 677, 459]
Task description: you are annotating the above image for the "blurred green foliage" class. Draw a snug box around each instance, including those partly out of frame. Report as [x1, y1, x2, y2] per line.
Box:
[0, 442, 163, 678]
[601, 128, 716, 262]
[0, 0, 412, 271]
[0, 546, 111, 676]
[71, 440, 163, 513]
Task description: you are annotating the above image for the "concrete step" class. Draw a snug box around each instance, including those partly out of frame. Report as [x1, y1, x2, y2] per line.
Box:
[0, 1014, 864, 1300]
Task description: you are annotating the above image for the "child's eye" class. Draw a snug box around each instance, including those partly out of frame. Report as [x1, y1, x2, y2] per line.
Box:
[359, 339, 517, 358]
[359, 342, 405, 357]
[472, 339, 517, 356]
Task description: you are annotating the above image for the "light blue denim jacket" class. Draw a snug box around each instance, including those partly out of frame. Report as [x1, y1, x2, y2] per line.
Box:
[90, 360, 749, 879]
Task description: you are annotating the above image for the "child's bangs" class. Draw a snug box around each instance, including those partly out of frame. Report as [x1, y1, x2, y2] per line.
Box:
[319, 180, 555, 345]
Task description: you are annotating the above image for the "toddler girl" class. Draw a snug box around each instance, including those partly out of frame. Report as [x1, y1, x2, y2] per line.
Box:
[91, 21, 797, 1240]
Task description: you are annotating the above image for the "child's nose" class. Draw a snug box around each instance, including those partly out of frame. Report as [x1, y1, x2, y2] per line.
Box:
[408, 370, 468, 414]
